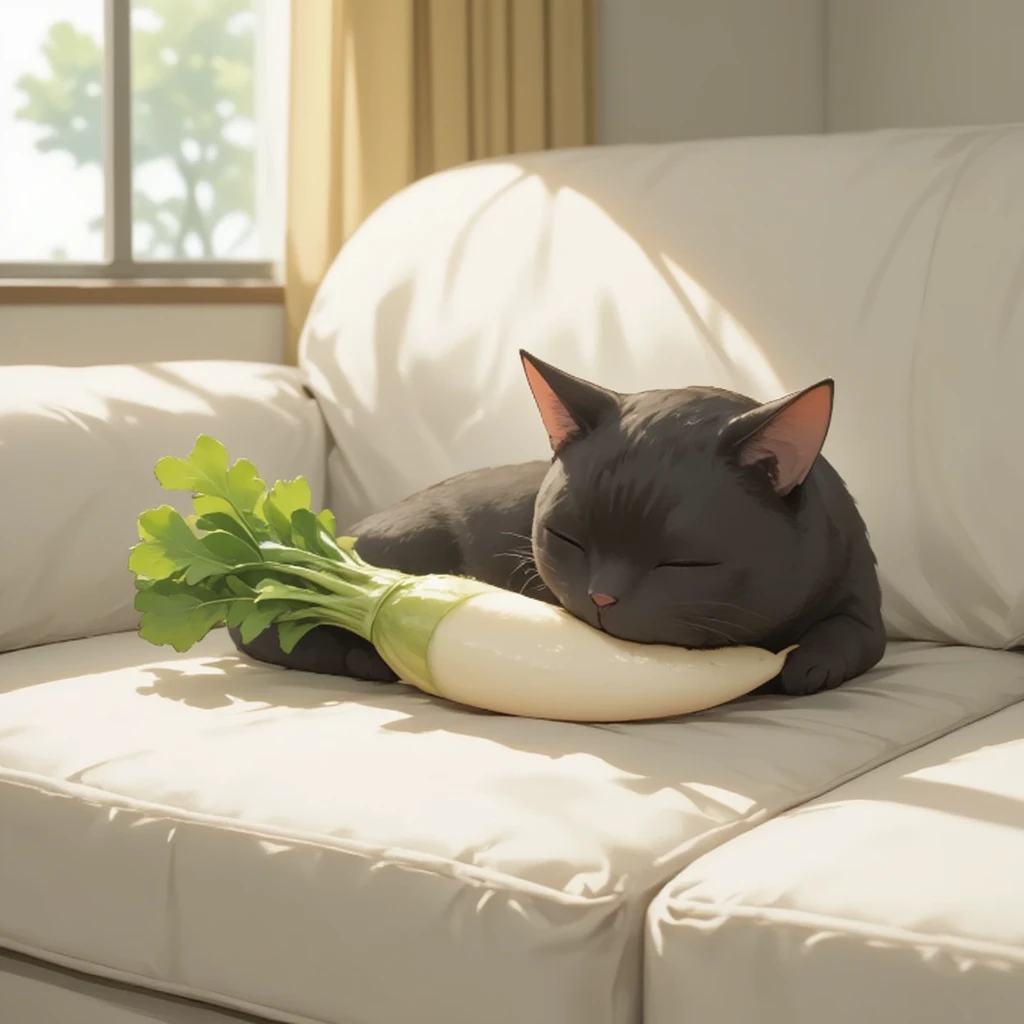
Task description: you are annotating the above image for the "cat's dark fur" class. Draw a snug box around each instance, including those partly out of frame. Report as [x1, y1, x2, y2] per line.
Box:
[232, 352, 886, 696]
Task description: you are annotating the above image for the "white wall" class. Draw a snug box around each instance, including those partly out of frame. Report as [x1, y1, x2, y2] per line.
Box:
[827, 0, 1024, 131]
[0, 304, 285, 366]
[598, 0, 1024, 142]
[598, 0, 826, 144]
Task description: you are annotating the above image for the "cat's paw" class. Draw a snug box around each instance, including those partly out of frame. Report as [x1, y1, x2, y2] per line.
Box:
[778, 646, 846, 697]
[343, 645, 398, 683]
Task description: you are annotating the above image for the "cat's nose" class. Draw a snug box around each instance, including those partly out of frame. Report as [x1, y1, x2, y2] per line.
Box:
[589, 592, 618, 609]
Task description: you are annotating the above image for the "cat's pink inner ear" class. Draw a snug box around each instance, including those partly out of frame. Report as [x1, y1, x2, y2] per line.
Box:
[739, 383, 833, 495]
[522, 357, 580, 453]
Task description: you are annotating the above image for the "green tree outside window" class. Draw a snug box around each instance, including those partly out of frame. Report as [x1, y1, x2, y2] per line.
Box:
[15, 0, 256, 260]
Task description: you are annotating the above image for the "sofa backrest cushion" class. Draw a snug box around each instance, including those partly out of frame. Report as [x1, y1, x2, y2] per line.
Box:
[0, 361, 326, 653]
[300, 125, 1024, 650]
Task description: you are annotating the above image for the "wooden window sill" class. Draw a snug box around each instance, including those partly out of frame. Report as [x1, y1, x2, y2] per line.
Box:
[0, 280, 284, 305]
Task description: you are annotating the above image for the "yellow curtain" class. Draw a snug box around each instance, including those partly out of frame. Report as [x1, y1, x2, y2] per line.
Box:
[285, 0, 597, 361]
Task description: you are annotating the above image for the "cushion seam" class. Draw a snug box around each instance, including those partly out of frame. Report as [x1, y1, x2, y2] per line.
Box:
[653, 900, 1024, 966]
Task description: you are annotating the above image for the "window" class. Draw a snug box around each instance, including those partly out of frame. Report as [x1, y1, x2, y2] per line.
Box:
[0, 0, 289, 280]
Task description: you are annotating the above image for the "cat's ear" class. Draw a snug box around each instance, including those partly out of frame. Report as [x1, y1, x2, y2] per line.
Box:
[520, 350, 619, 454]
[720, 379, 834, 496]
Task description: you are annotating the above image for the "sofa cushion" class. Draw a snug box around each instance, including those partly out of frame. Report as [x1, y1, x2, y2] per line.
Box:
[0, 361, 326, 654]
[0, 634, 1022, 1024]
[300, 126, 1024, 649]
[645, 666, 1024, 1024]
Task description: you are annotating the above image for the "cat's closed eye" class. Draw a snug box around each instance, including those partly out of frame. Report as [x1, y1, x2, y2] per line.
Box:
[544, 526, 585, 552]
[656, 559, 722, 569]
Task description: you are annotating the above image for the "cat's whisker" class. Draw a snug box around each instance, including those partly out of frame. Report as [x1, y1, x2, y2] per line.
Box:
[689, 612, 745, 631]
[496, 547, 538, 578]
[697, 628, 736, 645]
[519, 572, 543, 595]
[495, 546, 534, 562]
[671, 600, 773, 626]
[501, 531, 535, 546]
[671, 611, 749, 645]
[684, 618, 742, 645]
[535, 562, 568, 594]
[684, 600, 772, 621]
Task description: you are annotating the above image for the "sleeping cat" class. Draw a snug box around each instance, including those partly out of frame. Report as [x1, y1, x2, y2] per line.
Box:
[231, 351, 886, 697]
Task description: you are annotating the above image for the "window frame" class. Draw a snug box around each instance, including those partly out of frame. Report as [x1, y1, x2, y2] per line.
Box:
[0, 0, 276, 284]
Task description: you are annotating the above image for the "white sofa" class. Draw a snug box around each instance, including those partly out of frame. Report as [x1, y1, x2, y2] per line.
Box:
[1, 124, 1022, 1024]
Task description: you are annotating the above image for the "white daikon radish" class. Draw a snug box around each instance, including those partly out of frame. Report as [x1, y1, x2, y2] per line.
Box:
[423, 588, 793, 721]
[335, 555, 793, 722]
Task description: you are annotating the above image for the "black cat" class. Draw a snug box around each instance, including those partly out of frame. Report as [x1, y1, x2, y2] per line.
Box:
[232, 351, 886, 696]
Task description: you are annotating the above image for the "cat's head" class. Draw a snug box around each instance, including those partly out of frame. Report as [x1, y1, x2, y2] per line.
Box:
[521, 351, 835, 648]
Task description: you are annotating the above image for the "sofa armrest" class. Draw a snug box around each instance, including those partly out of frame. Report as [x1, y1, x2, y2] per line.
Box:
[0, 360, 327, 653]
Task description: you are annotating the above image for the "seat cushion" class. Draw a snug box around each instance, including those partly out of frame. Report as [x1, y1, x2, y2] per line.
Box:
[645, 660, 1024, 1024]
[1, 634, 1022, 1024]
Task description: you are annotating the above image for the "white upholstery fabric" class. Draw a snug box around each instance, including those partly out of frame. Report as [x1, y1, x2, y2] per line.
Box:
[646, 676, 1024, 1024]
[301, 126, 1024, 649]
[0, 950, 260, 1024]
[0, 633, 1022, 1024]
[0, 361, 326, 654]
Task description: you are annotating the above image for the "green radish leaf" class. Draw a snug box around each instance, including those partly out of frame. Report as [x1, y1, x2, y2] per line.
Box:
[263, 477, 314, 544]
[335, 534, 367, 566]
[278, 619, 320, 653]
[254, 578, 340, 609]
[195, 511, 258, 545]
[193, 493, 271, 541]
[256, 539, 335, 570]
[130, 440, 393, 656]
[289, 507, 322, 554]
[238, 604, 280, 643]
[129, 507, 259, 584]
[202, 529, 261, 565]
[317, 508, 337, 538]
[135, 578, 235, 652]
[225, 575, 258, 598]
[155, 435, 266, 515]
[130, 506, 215, 581]
[262, 505, 290, 544]
[318, 532, 345, 560]
[226, 600, 253, 629]
[291, 508, 344, 561]
[235, 597, 324, 646]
